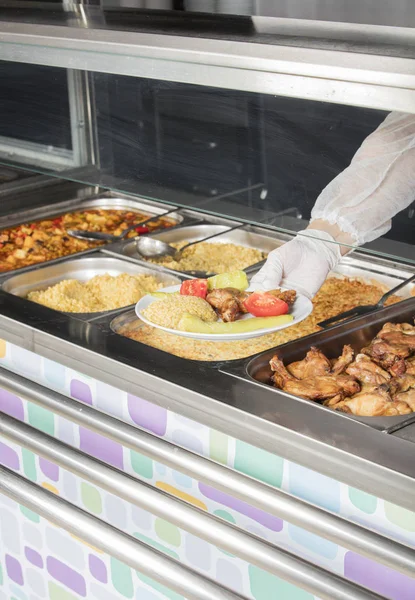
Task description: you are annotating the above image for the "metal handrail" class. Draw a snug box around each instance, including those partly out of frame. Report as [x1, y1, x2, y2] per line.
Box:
[0, 465, 246, 600]
[0, 367, 414, 579]
[0, 414, 388, 600]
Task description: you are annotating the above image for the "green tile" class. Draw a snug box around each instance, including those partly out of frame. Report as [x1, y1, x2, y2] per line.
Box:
[130, 451, 153, 479]
[137, 574, 184, 600]
[154, 518, 181, 547]
[19, 505, 40, 523]
[22, 448, 37, 482]
[209, 430, 228, 465]
[110, 558, 134, 598]
[249, 566, 314, 600]
[234, 440, 283, 488]
[27, 403, 54, 435]
[81, 482, 102, 515]
[349, 487, 377, 514]
[48, 581, 78, 600]
[385, 502, 415, 532]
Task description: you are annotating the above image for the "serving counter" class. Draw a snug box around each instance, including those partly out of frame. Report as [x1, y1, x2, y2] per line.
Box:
[0, 187, 412, 600]
[1, 4, 415, 600]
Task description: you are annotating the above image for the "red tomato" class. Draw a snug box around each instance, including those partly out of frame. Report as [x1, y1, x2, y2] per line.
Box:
[180, 279, 208, 299]
[244, 292, 289, 318]
[135, 225, 150, 234]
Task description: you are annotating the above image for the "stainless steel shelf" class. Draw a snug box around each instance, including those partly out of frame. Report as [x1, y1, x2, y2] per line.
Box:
[1, 14, 415, 112]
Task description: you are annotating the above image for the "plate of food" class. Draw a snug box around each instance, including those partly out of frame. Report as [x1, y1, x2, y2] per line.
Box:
[136, 270, 312, 341]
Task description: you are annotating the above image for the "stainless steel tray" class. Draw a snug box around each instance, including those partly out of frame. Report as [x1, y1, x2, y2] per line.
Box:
[115, 224, 415, 293]
[221, 298, 415, 431]
[0, 194, 186, 276]
[117, 224, 274, 275]
[1, 254, 181, 321]
[0, 193, 184, 229]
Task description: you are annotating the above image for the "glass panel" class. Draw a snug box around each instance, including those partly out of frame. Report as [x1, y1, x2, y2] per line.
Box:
[0, 61, 414, 269]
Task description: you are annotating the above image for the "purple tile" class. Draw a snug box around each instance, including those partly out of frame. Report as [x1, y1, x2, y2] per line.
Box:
[89, 554, 107, 583]
[0, 388, 24, 420]
[25, 546, 44, 568]
[47, 556, 86, 597]
[199, 483, 283, 531]
[39, 458, 59, 482]
[0, 441, 20, 470]
[79, 427, 123, 469]
[70, 379, 92, 405]
[6, 554, 24, 585]
[127, 394, 167, 436]
[345, 552, 415, 600]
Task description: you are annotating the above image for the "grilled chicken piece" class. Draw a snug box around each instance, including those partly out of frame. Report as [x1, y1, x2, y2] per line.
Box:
[362, 338, 411, 376]
[331, 345, 354, 375]
[332, 385, 411, 417]
[362, 322, 415, 375]
[287, 347, 331, 379]
[206, 287, 249, 322]
[270, 356, 360, 402]
[346, 354, 391, 387]
[404, 356, 415, 375]
[267, 289, 297, 305]
[389, 373, 415, 411]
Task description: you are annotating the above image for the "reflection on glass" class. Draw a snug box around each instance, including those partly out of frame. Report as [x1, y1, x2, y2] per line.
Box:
[0, 62, 413, 269]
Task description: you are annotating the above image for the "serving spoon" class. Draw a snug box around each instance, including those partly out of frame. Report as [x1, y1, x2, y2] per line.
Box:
[318, 272, 415, 328]
[135, 222, 246, 260]
[67, 206, 180, 242]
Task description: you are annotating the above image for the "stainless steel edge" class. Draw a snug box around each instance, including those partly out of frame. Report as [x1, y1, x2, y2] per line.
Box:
[0, 368, 413, 579]
[0, 465, 247, 600]
[1, 23, 415, 112]
[0, 415, 392, 600]
[0, 311, 414, 511]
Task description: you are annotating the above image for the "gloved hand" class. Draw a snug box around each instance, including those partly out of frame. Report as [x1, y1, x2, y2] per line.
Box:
[248, 230, 341, 299]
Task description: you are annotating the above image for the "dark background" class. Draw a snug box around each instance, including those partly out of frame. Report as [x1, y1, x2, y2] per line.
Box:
[0, 61, 413, 243]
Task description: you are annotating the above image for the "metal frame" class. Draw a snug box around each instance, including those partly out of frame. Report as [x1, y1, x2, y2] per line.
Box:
[0, 415, 392, 600]
[1, 20, 415, 112]
[0, 367, 414, 580]
[0, 465, 246, 600]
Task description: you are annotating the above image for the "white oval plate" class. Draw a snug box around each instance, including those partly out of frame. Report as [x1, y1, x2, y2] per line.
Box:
[136, 285, 313, 342]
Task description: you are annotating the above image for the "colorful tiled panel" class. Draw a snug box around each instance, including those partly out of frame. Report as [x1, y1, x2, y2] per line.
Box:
[0, 339, 415, 600]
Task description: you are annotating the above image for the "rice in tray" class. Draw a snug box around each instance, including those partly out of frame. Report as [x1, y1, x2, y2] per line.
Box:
[117, 277, 404, 361]
[147, 241, 265, 274]
[28, 272, 162, 313]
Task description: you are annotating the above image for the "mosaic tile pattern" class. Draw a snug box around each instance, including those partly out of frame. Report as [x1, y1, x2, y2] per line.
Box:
[0, 339, 415, 600]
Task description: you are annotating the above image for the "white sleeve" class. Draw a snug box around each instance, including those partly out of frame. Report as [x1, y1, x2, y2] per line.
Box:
[310, 112, 415, 245]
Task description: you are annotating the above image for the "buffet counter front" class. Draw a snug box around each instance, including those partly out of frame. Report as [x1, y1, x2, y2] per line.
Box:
[0, 189, 414, 600]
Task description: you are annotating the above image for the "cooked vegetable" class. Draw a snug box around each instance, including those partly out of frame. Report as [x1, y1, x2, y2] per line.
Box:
[244, 292, 289, 318]
[180, 279, 208, 299]
[207, 270, 248, 292]
[178, 313, 293, 334]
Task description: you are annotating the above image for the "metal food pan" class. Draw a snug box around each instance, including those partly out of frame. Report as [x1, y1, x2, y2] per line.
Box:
[118, 224, 273, 273]
[221, 298, 415, 431]
[0, 194, 184, 230]
[1, 254, 181, 321]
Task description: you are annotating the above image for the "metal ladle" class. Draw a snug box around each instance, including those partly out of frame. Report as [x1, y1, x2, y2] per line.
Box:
[67, 206, 180, 242]
[135, 222, 246, 259]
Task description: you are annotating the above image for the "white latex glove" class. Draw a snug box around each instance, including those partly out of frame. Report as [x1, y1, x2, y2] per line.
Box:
[311, 111, 415, 244]
[248, 229, 341, 299]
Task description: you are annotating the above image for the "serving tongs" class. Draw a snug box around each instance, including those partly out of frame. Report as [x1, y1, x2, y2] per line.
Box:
[67, 206, 180, 242]
[318, 273, 415, 328]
